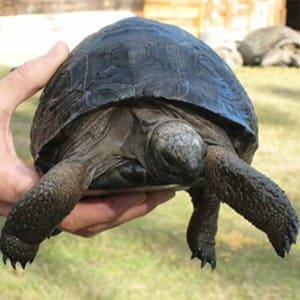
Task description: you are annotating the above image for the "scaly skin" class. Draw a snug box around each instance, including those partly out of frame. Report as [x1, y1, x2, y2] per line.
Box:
[187, 187, 220, 270]
[204, 146, 298, 258]
[0, 160, 93, 269]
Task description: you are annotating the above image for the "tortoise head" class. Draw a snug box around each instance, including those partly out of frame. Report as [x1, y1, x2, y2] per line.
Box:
[145, 120, 207, 185]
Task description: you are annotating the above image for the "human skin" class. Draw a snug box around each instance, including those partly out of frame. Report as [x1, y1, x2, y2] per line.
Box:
[0, 42, 174, 237]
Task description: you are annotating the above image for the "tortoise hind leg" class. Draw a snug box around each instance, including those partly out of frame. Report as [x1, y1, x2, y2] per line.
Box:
[0, 159, 94, 268]
[187, 187, 220, 269]
[204, 146, 299, 257]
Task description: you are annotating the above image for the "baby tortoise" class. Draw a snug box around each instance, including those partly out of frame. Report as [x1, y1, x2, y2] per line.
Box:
[0, 18, 298, 269]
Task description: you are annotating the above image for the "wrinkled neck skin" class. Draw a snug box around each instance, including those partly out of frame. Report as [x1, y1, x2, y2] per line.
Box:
[50, 99, 235, 189]
[132, 110, 207, 185]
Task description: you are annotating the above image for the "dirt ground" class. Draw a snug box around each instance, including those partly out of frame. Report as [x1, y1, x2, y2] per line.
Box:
[0, 10, 134, 66]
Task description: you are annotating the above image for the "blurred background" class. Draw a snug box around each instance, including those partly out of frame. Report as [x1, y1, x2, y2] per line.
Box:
[0, 0, 300, 65]
[0, 1, 299, 299]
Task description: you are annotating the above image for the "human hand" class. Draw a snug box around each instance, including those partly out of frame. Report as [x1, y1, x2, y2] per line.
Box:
[0, 42, 175, 237]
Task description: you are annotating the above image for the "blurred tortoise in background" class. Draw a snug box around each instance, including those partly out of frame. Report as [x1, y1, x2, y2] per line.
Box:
[238, 26, 300, 67]
[0, 17, 298, 269]
[201, 28, 243, 69]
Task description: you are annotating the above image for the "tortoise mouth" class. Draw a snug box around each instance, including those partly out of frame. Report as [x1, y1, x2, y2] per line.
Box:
[145, 120, 207, 185]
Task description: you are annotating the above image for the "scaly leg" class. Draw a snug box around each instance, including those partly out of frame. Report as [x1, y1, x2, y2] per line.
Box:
[187, 187, 220, 270]
[0, 160, 94, 268]
[205, 146, 298, 258]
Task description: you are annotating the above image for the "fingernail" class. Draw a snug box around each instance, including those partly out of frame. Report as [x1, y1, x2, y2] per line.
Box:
[47, 41, 70, 57]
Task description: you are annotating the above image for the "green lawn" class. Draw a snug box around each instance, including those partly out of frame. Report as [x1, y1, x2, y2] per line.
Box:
[0, 65, 299, 300]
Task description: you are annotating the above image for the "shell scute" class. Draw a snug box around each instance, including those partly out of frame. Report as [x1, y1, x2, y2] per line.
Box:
[31, 17, 258, 162]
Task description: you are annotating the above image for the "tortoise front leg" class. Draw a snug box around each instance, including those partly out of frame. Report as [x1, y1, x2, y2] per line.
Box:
[0, 160, 94, 268]
[187, 187, 220, 270]
[205, 146, 299, 258]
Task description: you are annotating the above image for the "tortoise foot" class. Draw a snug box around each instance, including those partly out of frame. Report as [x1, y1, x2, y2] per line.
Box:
[190, 240, 216, 270]
[269, 217, 298, 258]
[0, 233, 38, 269]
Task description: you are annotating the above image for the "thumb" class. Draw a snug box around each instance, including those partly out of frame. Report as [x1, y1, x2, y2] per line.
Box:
[0, 43, 68, 202]
[0, 41, 69, 157]
[0, 41, 69, 113]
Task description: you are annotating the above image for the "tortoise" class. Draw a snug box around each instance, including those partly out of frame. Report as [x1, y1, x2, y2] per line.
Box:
[238, 26, 300, 67]
[0, 17, 298, 269]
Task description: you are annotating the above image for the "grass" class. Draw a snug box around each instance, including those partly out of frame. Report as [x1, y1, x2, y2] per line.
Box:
[0, 65, 299, 300]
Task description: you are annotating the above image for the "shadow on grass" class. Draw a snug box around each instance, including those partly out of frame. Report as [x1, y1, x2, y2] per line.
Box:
[1, 206, 299, 300]
[43, 217, 300, 298]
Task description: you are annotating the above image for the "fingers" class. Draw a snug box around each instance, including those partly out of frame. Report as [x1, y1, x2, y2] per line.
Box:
[0, 158, 40, 203]
[0, 42, 67, 206]
[89, 190, 175, 233]
[60, 190, 175, 237]
[0, 41, 69, 115]
[60, 192, 146, 233]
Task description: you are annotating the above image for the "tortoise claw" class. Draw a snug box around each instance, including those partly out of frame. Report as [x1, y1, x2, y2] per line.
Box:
[284, 235, 291, 254]
[200, 258, 207, 269]
[191, 246, 217, 270]
[10, 260, 16, 269]
[1, 253, 31, 270]
[269, 215, 299, 258]
[2, 254, 8, 265]
[47, 227, 62, 238]
[20, 261, 27, 269]
[0, 233, 38, 269]
[290, 220, 298, 243]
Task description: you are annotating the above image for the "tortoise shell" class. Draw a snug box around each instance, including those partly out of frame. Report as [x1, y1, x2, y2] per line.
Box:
[31, 17, 258, 164]
[238, 26, 300, 65]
